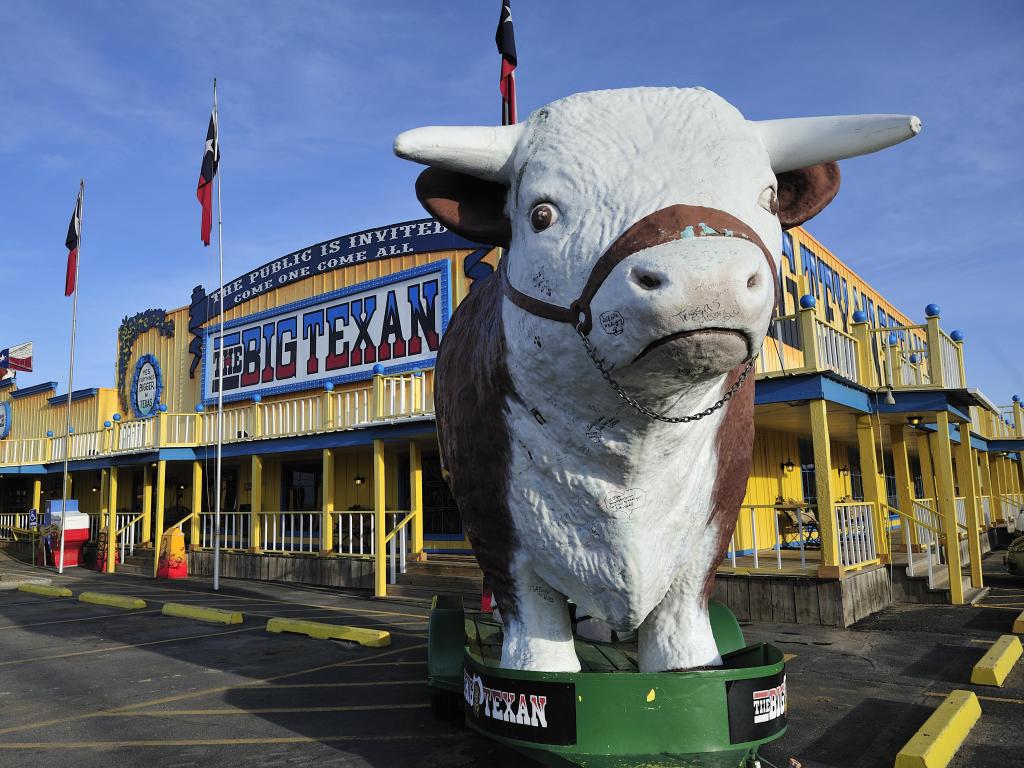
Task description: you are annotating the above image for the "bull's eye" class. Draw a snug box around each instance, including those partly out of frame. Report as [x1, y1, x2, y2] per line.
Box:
[759, 186, 779, 215]
[529, 202, 558, 232]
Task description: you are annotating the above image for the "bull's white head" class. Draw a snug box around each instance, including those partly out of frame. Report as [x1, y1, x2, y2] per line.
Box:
[396, 87, 919, 389]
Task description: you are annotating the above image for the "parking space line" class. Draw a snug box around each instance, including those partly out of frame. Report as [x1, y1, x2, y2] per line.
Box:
[100, 703, 429, 716]
[0, 733, 460, 749]
[0, 609, 164, 631]
[0, 642, 427, 737]
[925, 690, 1024, 705]
[0, 626, 260, 670]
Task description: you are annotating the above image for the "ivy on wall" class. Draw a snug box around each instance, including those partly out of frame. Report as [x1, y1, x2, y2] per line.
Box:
[117, 309, 174, 414]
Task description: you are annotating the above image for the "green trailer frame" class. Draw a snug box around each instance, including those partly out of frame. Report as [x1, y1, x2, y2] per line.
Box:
[428, 596, 787, 768]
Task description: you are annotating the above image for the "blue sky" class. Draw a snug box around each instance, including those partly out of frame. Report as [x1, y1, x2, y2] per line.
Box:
[1, 1, 1021, 401]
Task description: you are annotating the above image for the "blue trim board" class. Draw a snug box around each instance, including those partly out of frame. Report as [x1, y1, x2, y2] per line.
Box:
[989, 439, 1024, 453]
[424, 533, 466, 541]
[0, 378, 14, 390]
[754, 373, 870, 412]
[0, 465, 46, 475]
[48, 388, 99, 405]
[10, 381, 58, 399]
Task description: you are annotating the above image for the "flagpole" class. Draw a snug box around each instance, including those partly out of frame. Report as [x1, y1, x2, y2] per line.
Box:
[213, 79, 224, 592]
[58, 179, 84, 575]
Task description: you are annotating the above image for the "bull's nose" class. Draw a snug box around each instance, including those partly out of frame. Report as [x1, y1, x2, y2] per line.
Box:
[629, 266, 666, 291]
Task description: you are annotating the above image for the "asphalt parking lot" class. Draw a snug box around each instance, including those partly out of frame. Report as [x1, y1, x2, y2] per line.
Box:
[0, 551, 1021, 768]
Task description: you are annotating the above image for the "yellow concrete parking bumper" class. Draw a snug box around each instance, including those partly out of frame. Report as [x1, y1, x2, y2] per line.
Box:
[161, 602, 243, 625]
[1013, 610, 1024, 635]
[894, 690, 981, 768]
[18, 583, 72, 598]
[970, 634, 1022, 687]
[79, 592, 147, 610]
[265, 617, 390, 647]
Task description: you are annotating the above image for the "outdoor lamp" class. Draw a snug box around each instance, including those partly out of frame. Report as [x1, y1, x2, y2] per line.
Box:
[781, 460, 795, 474]
[354, 475, 365, 485]
[907, 415, 922, 427]
[839, 466, 850, 477]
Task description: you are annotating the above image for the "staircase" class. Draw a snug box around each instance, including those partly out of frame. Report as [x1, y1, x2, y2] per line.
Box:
[386, 554, 483, 605]
[889, 526, 989, 604]
[116, 550, 153, 577]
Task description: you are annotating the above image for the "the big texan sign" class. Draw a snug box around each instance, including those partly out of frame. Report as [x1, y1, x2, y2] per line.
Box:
[202, 262, 450, 404]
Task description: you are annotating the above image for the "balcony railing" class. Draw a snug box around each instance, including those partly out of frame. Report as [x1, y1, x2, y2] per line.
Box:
[0, 371, 433, 468]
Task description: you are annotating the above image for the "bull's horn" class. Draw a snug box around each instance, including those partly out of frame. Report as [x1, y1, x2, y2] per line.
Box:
[393, 124, 524, 182]
[753, 115, 921, 174]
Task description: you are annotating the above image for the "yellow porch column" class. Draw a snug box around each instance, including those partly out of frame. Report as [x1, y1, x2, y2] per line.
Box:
[321, 448, 334, 554]
[99, 468, 109, 544]
[991, 454, 1007, 522]
[373, 439, 386, 597]
[955, 427, 983, 588]
[250, 455, 263, 552]
[141, 464, 153, 546]
[810, 401, 841, 576]
[890, 425, 919, 548]
[31, 478, 41, 515]
[409, 440, 424, 561]
[917, 433, 938, 502]
[106, 467, 118, 573]
[152, 461, 166, 577]
[856, 415, 889, 561]
[978, 450, 994, 524]
[191, 461, 202, 549]
[930, 412, 965, 604]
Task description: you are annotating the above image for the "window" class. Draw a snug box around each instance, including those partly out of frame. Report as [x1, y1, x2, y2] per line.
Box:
[798, 438, 816, 505]
[282, 463, 321, 511]
[422, 453, 462, 537]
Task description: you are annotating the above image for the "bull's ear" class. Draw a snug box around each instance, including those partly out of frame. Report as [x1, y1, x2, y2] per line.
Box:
[776, 161, 840, 230]
[415, 167, 511, 247]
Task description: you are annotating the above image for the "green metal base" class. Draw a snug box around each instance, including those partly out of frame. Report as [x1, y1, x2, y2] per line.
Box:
[427, 597, 788, 768]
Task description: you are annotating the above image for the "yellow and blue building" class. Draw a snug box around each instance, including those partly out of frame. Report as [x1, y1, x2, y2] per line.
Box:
[0, 219, 1020, 624]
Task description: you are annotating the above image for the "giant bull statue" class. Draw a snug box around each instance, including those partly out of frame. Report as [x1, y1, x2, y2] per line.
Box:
[395, 87, 919, 672]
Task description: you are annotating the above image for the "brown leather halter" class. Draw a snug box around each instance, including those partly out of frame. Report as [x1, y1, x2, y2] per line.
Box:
[500, 204, 777, 335]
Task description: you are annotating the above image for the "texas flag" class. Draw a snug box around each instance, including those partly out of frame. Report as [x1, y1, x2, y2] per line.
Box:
[495, 1, 517, 125]
[64, 186, 82, 296]
[197, 109, 219, 246]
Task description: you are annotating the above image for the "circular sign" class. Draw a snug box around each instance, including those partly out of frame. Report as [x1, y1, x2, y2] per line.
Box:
[131, 354, 162, 418]
[0, 401, 10, 439]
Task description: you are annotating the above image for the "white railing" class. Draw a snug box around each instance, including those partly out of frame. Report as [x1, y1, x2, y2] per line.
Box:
[755, 314, 803, 376]
[116, 419, 153, 452]
[202, 408, 251, 443]
[199, 511, 251, 550]
[70, 430, 102, 459]
[896, 349, 931, 386]
[903, 500, 944, 590]
[938, 330, 964, 388]
[257, 511, 321, 553]
[722, 504, 818, 572]
[815, 320, 859, 382]
[954, 496, 967, 531]
[117, 512, 144, 561]
[379, 373, 434, 419]
[161, 414, 197, 445]
[0, 511, 33, 539]
[335, 509, 413, 584]
[260, 396, 323, 438]
[981, 496, 991, 527]
[332, 386, 373, 428]
[0, 438, 47, 465]
[834, 502, 877, 569]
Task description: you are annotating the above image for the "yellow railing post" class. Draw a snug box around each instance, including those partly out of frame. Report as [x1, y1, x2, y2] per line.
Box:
[924, 309, 944, 387]
[156, 411, 167, 447]
[102, 425, 111, 454]
[194, 413, 203, 443]
[31, 478, 41, 517]
[323, 385, 335, 430]
[321, 448, 334, 554]
[889, 424, 919, 549]
[954, 431, 984, 589]
[1014, 400, 1024, 439]
[152, 460, 166, 577]
[141, 464, 153, 546]
[856, 415, 889, 562]
[373, 438, 386, 597]
[106, 467, 118, 574]
[797, 296, 819, 372]
[956, 338, 967, 388]
[190, 461, 202, 549]
[930, 412, 965, 604]
[851, 315, 874, 389]
[44, 434, 53, 462]
[250, 454, 263, 552]
[809, 400, 841, 576]
[409, 439, 424, 561]
[253, 401, 263, 439]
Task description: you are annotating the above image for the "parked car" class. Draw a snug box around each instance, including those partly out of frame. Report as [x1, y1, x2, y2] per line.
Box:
[1005, 535, 1024, 576]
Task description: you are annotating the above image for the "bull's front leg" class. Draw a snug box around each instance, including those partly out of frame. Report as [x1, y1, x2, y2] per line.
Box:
[638, 554, 722, 672]
[498, 558, 580, 672]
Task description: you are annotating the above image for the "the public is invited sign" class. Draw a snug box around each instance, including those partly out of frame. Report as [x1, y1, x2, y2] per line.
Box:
[201, 261, 450, 404]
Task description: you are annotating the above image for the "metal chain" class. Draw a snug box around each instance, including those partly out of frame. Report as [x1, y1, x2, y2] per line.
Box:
[575, 326, 756, 424]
